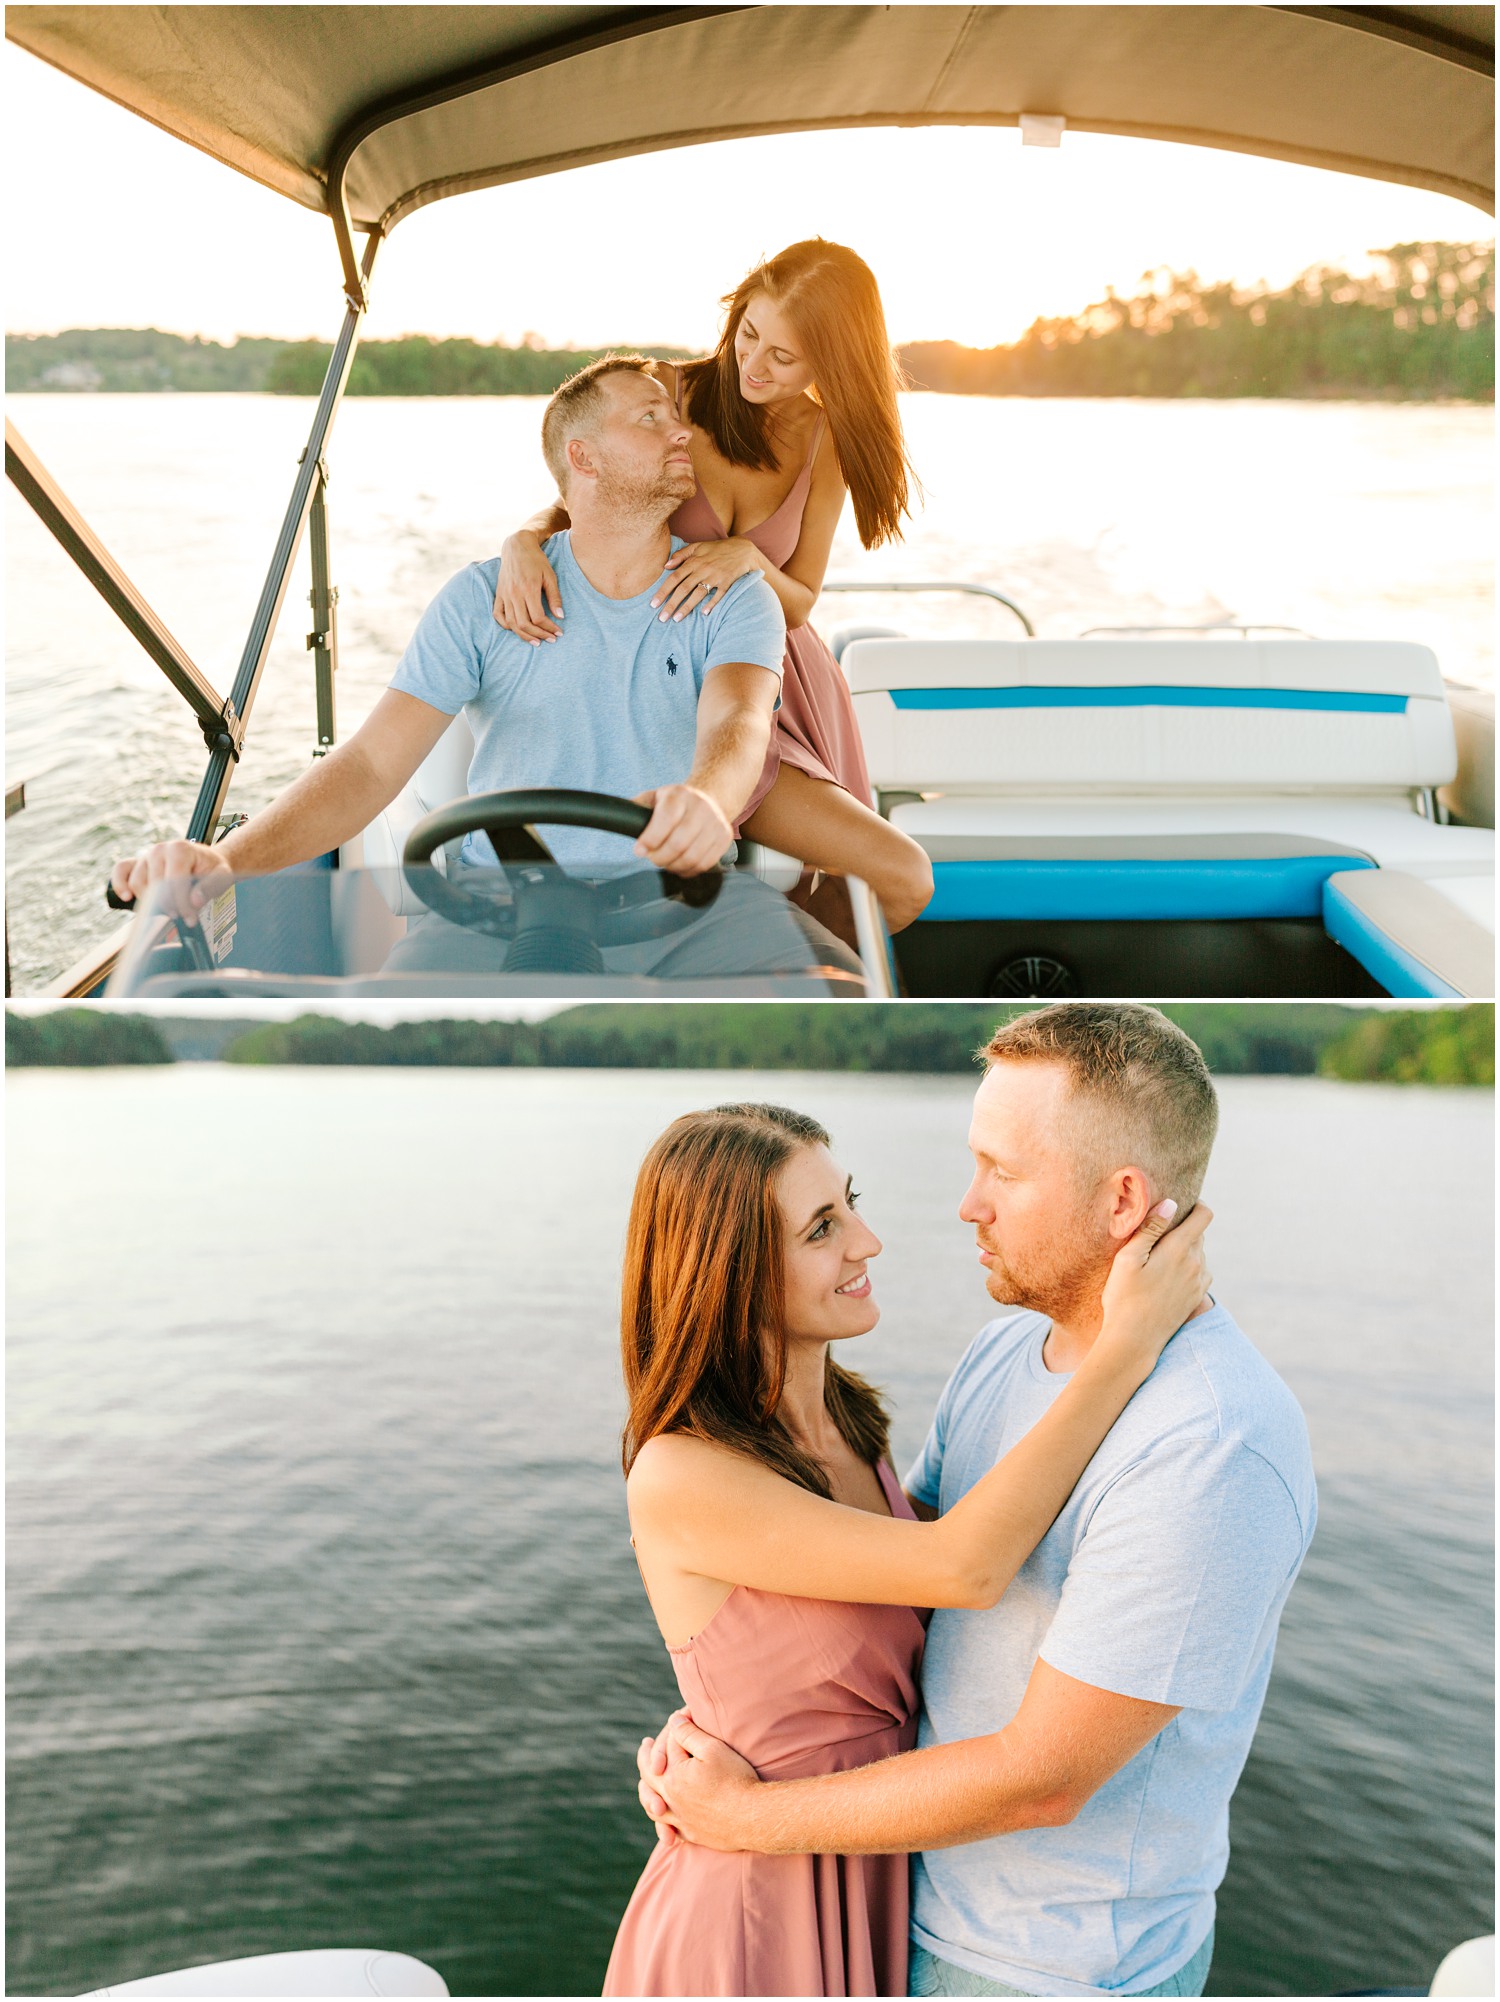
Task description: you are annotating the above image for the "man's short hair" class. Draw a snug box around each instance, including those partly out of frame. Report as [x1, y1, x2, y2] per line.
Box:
[541, 354, 658, 493]
[982, 1004, 1219, 1208]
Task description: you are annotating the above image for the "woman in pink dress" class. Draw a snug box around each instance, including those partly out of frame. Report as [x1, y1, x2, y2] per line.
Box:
[603, 1102, 1211, 1997]
[493, 240, 935, 942]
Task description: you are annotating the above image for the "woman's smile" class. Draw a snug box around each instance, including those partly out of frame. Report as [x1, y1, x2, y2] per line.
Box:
[835, 1271, 871, 1299]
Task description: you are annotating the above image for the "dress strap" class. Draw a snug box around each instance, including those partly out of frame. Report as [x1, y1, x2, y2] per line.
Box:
[805, 408, 826, 469]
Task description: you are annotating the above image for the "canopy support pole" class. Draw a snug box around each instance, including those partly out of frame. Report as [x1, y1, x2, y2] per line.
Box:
[307, 465, 339, 754]
[4, 419, 232, 739]
[186, 229, 380, 842]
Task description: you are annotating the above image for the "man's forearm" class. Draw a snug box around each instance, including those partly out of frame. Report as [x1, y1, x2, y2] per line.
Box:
[688, 697, 773, 826]
[217, 737, 395, 876]
[737, 1725, 1072, 1857]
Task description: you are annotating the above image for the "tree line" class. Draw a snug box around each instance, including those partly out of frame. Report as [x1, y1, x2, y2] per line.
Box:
[902, 242, 1494, 401]
[9, 242, 1492, 401]
[3, 328, 688, 397]
[6, 1003, 1493, 1085]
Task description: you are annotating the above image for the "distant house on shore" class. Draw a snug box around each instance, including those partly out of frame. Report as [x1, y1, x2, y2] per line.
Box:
[38, 361, 103, 390]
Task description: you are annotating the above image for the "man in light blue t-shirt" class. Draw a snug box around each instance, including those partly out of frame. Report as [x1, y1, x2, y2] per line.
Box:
[110, 356, 847, 975]
[636, 1004, 1316, 1999]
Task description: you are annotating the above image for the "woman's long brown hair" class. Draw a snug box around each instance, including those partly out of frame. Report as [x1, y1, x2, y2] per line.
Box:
[621, 1103, 891, 1497]
[682, 239, 914, 549]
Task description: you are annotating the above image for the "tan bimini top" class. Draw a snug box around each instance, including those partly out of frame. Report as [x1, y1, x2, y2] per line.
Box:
[7, 4, 1494, 251]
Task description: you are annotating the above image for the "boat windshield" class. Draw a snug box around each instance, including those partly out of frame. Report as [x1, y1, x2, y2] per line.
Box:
[104, 862, 869, 999]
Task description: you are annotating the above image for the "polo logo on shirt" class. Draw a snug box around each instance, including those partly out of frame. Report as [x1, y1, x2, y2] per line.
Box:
[665, 654, 679, 677]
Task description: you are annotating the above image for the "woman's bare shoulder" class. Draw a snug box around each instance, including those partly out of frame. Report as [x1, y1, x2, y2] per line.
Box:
[628, 1432, 769, 1513]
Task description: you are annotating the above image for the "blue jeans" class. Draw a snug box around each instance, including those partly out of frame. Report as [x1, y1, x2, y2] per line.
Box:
[908, 1927, 1214, 1998]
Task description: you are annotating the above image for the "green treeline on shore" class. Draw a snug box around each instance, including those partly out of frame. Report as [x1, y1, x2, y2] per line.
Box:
[5, 1009, 173, 1066]
[4, 327, 291, 394]
[2, 329, 689, 398]
[265, 339, 695, 398]
[6, 1004, 1494, 1084]
[8, 242, 1491, 402]
[902, 242, 1495, 401]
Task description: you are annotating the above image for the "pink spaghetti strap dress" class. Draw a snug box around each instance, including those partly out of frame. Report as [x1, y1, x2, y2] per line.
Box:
[603, 1461, 926, 1998]
[668, 374, 876, 821]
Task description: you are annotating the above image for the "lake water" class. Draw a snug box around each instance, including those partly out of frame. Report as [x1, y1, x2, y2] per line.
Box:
[4, 393, 1494, 990]
[5, 1067, 1493, 1997]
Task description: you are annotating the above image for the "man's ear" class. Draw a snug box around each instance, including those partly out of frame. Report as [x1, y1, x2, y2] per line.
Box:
[565, 435, 595, 485]
[1103, 1166, 1154, 1242]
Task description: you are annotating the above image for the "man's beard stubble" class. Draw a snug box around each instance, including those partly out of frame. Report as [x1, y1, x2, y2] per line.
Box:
[595, 459, 697, 526]
[981, 1227, 1114, 1330]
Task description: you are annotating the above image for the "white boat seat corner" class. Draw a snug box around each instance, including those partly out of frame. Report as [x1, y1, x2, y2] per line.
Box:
[358, 713, 474, 913]
[79, 1947, 449, 1998]
[1323, 869, 1494, 999]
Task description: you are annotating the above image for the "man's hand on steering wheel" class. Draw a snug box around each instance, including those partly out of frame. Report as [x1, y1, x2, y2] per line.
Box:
[633, 784, 733, 876]
[108, 840, 234, 922]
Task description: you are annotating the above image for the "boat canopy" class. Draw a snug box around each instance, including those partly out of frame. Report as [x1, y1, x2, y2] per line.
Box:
[7, 5, 1495, 302]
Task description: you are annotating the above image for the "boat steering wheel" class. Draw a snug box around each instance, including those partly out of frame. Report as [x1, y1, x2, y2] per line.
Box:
[401, 788, 724, 973]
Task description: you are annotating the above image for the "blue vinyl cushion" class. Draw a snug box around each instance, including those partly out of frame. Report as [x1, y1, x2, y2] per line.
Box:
[919, 854, 1376, 923]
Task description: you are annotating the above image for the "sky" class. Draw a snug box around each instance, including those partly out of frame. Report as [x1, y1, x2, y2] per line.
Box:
[4, 40, 1491, 352]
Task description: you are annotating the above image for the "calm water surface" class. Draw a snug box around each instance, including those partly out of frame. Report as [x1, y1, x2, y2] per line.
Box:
[6, 1069, 1493, 1996]
[4, 394, 1493, 989]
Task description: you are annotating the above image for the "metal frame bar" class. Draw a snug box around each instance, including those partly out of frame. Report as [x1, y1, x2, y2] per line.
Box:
[185, 229, 380, 840]
[845, 877, 896, 998]
[6, 226, 378, 856]
[4, 781, 23, 997]
[822, 578, 1036, 637]
[8, 228, 378, 996]
[5, 419, 231, 737]
[307, 465, 339, 754]
[1080, 622, 1312, 639]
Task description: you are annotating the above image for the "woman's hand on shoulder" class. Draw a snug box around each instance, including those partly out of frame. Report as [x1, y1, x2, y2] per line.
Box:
[1095, 1201, 1213, 1379]
[494, 531, 563, 642]
[652, 539, 763, 623]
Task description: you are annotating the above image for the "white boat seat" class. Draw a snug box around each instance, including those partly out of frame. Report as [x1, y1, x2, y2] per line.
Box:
[827, 620, 905, 665]
[1324, 869, 1495, 998]
[359, 714, 475, 914]
[737, 842, 804, 891]
[80, 1947, 449, 1997]
[847, 639, 1458, 796]
[849, 637, 1491, 939]
[888, 795, 1495, 925]
[1429, 1937, 1496, 1999]
[357, 714, 806, 906]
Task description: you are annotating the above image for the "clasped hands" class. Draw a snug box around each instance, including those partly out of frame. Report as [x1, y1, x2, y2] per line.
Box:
[636, 1707, 765, 1852]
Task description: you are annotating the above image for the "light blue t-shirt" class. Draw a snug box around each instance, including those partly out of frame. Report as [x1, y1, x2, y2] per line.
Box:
[905, 1302, 1316, 1998]
[388, 534, 785, 870]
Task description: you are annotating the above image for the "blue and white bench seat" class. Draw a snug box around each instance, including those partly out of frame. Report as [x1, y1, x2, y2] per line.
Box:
[844, 638, 1494, 995]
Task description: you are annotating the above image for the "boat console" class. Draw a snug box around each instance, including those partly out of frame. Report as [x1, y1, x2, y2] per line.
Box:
[102, 765, 897, 1006]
